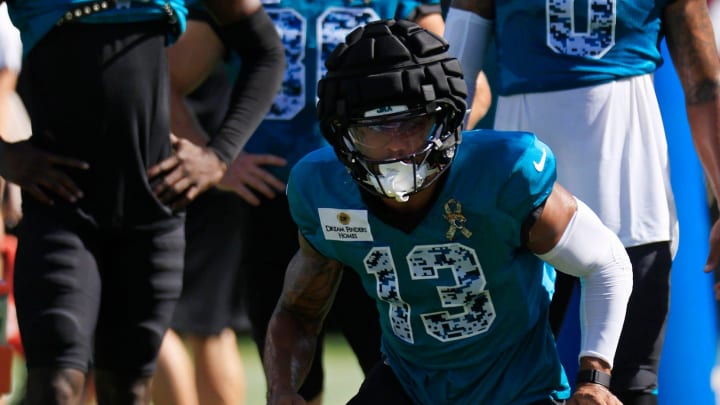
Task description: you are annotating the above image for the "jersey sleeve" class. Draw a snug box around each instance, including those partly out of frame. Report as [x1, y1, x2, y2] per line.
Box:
[496, 132, 557, 225]
[286, 148, 338, 259]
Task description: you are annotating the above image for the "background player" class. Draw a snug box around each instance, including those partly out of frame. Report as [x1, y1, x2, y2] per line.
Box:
[232, 2, 444, 404]
[0, 0, 284, 402]
[152, 2, 288, 402]
[444, 1, 720, 403]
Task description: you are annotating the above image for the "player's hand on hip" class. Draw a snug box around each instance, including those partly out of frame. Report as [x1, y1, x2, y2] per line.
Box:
[0, 139, 88, 205]
[567, 383, 622, 405]
[219, 151, 286, 206]
[147, 134, 227, 210]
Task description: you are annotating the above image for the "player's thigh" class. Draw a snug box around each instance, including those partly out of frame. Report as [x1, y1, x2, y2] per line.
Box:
[93, 224, 184, 376]
[243, 195, 298, 342]
[172, 189, 248, 336]
[611, 241, 671, 393]
[14, 210, 101, 372]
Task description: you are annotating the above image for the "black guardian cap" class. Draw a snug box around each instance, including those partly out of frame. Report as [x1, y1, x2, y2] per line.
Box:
[317, 19, 467, 201]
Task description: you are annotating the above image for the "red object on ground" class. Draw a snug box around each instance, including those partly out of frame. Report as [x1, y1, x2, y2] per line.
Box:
[1, 234, 21, 360]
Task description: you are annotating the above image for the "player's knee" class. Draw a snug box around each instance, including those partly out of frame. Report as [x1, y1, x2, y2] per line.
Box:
[94, 370, 153, 403]
[25, 367, 86, 404]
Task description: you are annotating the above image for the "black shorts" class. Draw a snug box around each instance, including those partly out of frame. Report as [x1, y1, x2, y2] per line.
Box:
[170, 188, 250, 335]
[14, 21, 185, 376]
[243, 194, 381, 400]
[611, 242, 671, 395]
[14, 210, 184, 376]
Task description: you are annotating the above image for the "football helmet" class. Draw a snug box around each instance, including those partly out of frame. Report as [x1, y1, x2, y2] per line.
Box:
[317, 19, 467, 202]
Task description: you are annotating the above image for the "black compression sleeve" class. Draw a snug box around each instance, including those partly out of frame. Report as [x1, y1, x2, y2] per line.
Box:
[208, 7, 286, 165]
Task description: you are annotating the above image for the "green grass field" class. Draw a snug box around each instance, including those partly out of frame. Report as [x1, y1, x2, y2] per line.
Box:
[0, 332, 364, 405]
[238, 332, 365, 405]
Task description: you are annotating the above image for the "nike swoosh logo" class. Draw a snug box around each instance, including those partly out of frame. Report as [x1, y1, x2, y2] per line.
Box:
[533, 147, 547, 172]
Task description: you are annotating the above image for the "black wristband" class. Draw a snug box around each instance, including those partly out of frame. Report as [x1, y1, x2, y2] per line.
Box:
[576, 369, 611, 388]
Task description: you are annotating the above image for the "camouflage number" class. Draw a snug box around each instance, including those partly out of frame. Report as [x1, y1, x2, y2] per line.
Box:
[364, 243, 496, 344]
[546, 0, 615, 58]
[265, 7, 379, 120]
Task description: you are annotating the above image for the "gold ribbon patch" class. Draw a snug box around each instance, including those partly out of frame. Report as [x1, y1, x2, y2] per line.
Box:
[444, 198, 472, 240]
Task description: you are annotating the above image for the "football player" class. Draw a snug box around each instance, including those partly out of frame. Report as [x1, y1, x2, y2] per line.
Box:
[264, 19, 632, 405]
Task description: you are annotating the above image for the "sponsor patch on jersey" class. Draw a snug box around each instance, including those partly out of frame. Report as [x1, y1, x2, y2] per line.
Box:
[318, 208, 374, 241]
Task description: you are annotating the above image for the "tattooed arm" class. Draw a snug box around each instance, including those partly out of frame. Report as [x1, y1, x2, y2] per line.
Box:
[264, 234, 345, 405]
[663, 0, 720, 276]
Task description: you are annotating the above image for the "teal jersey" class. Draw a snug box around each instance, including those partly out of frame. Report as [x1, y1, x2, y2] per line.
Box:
[495, 0, 671, 95]
[247, 0, 439, 183]
[287, 130, 571, 404]
[8, 0, 187, 54]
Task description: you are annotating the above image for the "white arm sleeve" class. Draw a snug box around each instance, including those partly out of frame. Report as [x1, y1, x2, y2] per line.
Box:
[537, 198, 632, 368]
[444, 8, 493, 122]
[0, 4, 22, 72]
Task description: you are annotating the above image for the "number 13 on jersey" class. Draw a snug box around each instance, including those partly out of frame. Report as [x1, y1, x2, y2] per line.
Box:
[364, 243, 496, 344]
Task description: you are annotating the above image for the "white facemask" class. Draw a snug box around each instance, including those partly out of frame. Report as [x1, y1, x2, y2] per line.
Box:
[367, 160, 428, 202]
